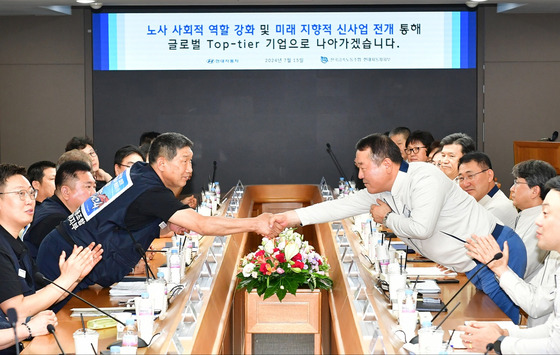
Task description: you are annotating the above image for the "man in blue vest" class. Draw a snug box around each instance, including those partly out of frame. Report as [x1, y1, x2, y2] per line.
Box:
[37, 132, 283, 295]
[0, 164, 101, 349]
[24, 160, 96, 261]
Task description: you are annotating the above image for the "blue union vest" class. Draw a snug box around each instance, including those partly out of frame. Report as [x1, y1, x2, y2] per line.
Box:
[56, 162, 164, 288]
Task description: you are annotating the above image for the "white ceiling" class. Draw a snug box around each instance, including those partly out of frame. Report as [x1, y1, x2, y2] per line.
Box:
[1, 0, 560, 16]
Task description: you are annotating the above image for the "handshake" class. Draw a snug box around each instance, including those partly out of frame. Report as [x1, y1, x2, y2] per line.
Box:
[254, 211, 300, 238]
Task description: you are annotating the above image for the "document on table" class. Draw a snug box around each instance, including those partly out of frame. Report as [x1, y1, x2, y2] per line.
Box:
[70, 307, 130, 317]
[109, 281, 147, 297]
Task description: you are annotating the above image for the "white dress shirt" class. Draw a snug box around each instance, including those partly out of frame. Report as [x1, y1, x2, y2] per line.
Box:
[479, 184, 518, 229]
[500, 251, 560, 327]
[502, 265, 560, 354]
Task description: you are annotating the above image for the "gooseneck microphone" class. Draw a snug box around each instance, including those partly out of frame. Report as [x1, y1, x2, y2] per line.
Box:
[7, 308, 20, 355]
[47, 324, 66, 355]
[126, 229, 156, 280]
[211, 160, 217, 184]
[409, 252, 503, 344]
[431, 252, 503, 323]
[35, 272, 149, 348]
[326, 143, 348, 181]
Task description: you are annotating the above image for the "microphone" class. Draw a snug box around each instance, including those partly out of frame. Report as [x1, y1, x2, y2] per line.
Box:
[409, 252, 503, 344]
[326, 143, 348, 181]
[126, 228, 156, 280]
[211, 160, 217, 184]
[34, 272, 149, 348]
[47, 324, 66, 355]
[550, 131, 558, 142]
[485, 342, 495, 355]
[431, 252, 503, 323]
[7, 308, 20, 355]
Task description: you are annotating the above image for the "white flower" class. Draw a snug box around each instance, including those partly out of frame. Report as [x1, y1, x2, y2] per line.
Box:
[264, 239, 274, 254]
[251, 271, 258, 278]
[284, 242, 299, 261]
[277, 240, 286, 250]
[242, 263, 255, 277]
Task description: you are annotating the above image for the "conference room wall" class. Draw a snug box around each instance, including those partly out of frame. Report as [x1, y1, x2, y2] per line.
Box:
[0, 6, 558, 192]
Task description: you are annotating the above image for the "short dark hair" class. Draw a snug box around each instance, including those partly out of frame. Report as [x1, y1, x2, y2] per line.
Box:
[0, 164, 27, 190]
[114, 145, 146, 166]
[65, 136, 94, 152]
[27, 161, 56, 183]
[545, 176, 560, 194]
[388, 127, 411, 139]
[139, 131, 161, 146]
[149, 132, 194, 164]
[458, 152, 493, 170]
[512, 160, 557, 200]
[406, 130, 435, 154]
[356, 133, 403, 165]
[55, 161, 92, 189]
[440, 133, 476, 155]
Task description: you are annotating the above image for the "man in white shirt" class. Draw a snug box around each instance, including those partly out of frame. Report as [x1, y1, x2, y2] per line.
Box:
[439, 132, 475, 181]
[510, 160, 557, 281]
[458, 152, 517, 229]
[459, 176, 560, 354]
[276, 133, 527, 323]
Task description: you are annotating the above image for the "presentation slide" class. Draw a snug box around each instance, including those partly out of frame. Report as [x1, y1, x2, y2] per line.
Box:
[93, 10, 475, 70]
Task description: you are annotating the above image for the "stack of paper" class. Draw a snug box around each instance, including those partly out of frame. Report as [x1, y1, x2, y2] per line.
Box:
[109, 281, 147, 297]
[405, 267, 457, 277]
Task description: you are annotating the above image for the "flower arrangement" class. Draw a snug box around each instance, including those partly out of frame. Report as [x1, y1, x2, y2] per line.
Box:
[236, 228, 333, 301]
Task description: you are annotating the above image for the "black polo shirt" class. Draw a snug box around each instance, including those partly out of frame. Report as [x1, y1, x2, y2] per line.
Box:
[0, 226, 36, 304]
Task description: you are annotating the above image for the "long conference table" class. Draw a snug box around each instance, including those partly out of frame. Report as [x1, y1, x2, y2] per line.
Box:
[22, 184, 510, 354]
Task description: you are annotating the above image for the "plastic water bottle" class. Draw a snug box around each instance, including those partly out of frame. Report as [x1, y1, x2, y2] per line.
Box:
[137, 292, 154, 343]
[169, 248, 181, 285]
[399, 289, 418, 343]
[215, 182, 221, 200]
[121, 319, 138, 354]
[110, 345, 121, 354]
[155, 272, 168, 314]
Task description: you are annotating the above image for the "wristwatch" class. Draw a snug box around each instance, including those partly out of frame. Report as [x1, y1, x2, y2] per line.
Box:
[493, 335, 506, 355]
[382, 211, 393, 226]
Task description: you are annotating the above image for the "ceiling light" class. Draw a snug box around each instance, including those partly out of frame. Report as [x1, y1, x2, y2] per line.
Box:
[76, 0, 95, 4]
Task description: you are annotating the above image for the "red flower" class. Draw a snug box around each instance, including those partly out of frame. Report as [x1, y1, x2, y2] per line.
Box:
[255, 249, 265, 257]
[273, 248, 279, 253]
[259, 263, 268, 273]
[317, 259, 322, 266]
[292, 260, 304, 269]
[291, 253, 302, 262]
[276, 253, 286, 263]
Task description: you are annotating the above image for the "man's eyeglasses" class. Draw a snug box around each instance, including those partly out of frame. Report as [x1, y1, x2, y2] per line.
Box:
[513, 179, 529, 186]
[117, 163, 133, 168]
[457, 169, 489, 183]
[0, 188, 37, 201]
[404, 146, 427, 155]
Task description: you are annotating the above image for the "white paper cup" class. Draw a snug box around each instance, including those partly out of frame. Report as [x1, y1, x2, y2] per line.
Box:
[73, 328, 99, 355]
[418, 327, 444, 354]
[111, 312, 132, 340]
[388, 272, 407, 302]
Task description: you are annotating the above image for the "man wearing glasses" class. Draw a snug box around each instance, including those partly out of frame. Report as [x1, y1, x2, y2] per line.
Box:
[510, 160, 557, 281]
[113, 145, 145, 177]
[458, 152, 517, 229]
[0, 164, 102, 350]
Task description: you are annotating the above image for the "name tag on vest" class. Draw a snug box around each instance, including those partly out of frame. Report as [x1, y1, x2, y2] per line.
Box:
[18, 268, 26, 278]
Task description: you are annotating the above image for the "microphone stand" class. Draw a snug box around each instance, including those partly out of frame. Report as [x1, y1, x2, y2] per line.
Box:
[35, 273, 149, 348]
[47, 324, 66, 355]
[211, 160, 217, 184]
[409, 252, 503, 344]
[326, 143, 348, 181]
[126, 229, 156, 280]
[7, 308, 19, 355]
[431, 252, 503, 323]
